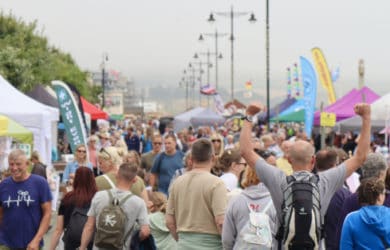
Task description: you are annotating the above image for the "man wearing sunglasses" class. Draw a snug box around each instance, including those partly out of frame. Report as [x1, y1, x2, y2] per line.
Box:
[141, 134, 163, 186]
[150, 134, 184, 195]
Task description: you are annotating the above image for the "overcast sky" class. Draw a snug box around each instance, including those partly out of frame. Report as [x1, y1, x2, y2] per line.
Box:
[1, 0, 390, 104]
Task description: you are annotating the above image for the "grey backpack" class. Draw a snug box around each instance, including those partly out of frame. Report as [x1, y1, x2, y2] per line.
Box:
[277, 172, 323, 250]
[94, 190, 133, 250]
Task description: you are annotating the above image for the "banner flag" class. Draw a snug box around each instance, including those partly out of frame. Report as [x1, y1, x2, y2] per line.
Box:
[300, 56, 317, 137]
[213, 94, 225, 115]
[293, 63, 302, 99]
[311, 47, 336, 104]
[52, 80, 88, 154]
[287, 67, 292, 98]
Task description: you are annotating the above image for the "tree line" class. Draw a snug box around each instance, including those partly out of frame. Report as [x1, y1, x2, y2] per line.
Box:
[0, 11, 100, 102]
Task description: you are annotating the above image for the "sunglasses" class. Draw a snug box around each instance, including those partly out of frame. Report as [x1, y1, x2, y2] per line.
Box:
[238, 162, 248, 167]
[99, 148, 111, 160]
[77, 149, 86, 153]
[254, 149, 274, 159]
[211, 139, 221, 143]
[261, 150, 273, 158]
[153, 142, 162, 145]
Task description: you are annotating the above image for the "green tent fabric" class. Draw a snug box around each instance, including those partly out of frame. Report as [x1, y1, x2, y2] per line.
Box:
[110, 114, 124, 120]
[271, 109, 305, 122]
[0, 115, 33, 146]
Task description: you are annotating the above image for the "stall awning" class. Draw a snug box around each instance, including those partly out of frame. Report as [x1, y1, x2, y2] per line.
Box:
[80, 97, 109, 120]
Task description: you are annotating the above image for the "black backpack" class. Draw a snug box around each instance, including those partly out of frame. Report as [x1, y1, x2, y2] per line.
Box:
[277, 173, 323, 250]
[62, 206, 89, 246]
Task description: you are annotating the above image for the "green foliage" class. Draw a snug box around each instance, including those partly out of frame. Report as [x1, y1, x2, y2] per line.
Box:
[0, 11, 93, 99]
[90, 85, 103, 104]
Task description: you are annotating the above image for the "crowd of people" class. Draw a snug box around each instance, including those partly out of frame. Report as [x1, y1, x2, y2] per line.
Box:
[2, 102, 390, 249]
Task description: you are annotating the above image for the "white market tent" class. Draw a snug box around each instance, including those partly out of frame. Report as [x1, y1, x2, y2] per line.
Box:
[173, 107, 205, 132]
[337, 92, 390, 132]
[0, 75, 59, 164]
[173, 107, 226, 132]
[190, 108, 225, 128]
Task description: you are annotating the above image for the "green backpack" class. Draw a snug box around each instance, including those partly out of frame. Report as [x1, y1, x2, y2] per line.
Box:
[94, 190, 133, 250]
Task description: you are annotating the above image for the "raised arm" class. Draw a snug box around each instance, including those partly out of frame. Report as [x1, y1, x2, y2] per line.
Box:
[344, 103, 371, 177]
[240, 103, 263, 167]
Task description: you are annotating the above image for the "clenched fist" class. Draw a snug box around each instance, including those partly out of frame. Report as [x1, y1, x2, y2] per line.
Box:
[354, 103, 371, 119]
[246, 102, 266, 116]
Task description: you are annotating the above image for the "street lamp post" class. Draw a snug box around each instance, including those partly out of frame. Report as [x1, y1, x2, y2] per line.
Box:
[188, 62, 205, 107]
[194, 52, 211, 85]
[101, 52, 109, 109]
[208, 6, 256, 101]
[179, 69, 193, 110]
[199, 30, 227, 91]
[194, 51, 219, 107]
[266, 0, 271, 126]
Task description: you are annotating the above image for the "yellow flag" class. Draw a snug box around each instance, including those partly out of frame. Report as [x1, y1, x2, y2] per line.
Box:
[311, 48, 336, 104]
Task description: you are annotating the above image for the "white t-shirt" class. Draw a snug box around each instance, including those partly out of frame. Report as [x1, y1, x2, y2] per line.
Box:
[220, 172, 238, 191]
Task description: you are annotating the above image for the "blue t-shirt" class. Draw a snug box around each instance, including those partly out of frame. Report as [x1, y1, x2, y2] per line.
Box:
[143, 139, 153, 153]
[0, 175, 52, 248]
[62, 161, 93, 183]
[151, 151, 184, 195]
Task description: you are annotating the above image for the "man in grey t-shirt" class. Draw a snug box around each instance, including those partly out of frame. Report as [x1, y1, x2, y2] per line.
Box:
[240, 102, 371, 249]
[80, 162, 150, 250]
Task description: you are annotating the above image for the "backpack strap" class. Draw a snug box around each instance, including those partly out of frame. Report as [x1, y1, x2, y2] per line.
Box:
[106, 189, 115, 204]
[119, 193, 133, 206]
[103, 174, 116, 188]
[119, 193, 134, 248]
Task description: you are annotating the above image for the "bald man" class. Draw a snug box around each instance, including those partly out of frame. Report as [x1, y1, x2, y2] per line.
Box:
[240, 102, 371, 249]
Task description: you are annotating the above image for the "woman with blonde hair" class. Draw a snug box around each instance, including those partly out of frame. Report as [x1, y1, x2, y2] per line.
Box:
[148, 191, 177, 250]
[222, 164, 277, 250]
[210, 133, 224, 158]
[210, 133, 225, 177]
[96, 147, 150, 207]
[87, 135, 99, 176]
[62, 144, 92, 184]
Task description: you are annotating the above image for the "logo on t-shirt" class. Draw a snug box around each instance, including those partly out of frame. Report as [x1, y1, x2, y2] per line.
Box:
[4, 190, 35, 207]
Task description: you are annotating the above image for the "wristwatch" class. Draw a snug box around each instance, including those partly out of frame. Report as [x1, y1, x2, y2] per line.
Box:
[241, 115, 254, 122]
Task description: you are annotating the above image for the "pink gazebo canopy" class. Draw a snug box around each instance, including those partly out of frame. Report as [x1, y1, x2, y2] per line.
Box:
[314, 86, 380, 125]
